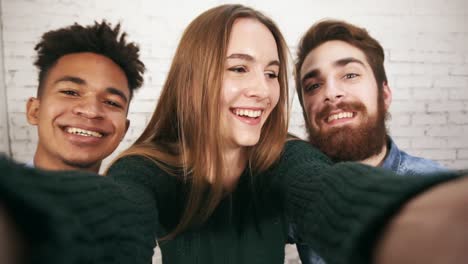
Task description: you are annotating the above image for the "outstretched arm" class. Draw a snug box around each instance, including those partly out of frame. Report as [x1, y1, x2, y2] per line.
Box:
[0, 155, 160, 264]
[272, 140, 465, 264]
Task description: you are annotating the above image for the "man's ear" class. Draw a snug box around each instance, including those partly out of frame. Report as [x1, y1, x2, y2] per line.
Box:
[382, 82, 392, 111]
[26, 97, 40, 125]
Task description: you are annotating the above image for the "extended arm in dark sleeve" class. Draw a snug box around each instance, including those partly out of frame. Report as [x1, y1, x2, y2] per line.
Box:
[271, 140, 463, 264]
[0, 155, 160, 264]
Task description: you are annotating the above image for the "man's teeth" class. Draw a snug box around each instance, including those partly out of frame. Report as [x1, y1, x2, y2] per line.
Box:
[234, 109, 262, 118]
[66, 127, 103, 138]
[327, 112, 353, 122]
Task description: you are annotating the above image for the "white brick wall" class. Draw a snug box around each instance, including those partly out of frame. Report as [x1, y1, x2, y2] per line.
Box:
[1, 0, 467, 263]
[0, 0, 10, 157]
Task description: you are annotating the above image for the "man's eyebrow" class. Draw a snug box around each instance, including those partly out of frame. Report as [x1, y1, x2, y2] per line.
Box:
[301, 57, 366, 86]
[54, 76, 86, 85]
[106, 87, 128, 104]
[334, 57, 366, 68]
[227, 53, 280, 67]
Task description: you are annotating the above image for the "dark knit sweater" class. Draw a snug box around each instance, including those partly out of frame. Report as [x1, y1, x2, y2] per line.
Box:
[0, 140, 456, 264]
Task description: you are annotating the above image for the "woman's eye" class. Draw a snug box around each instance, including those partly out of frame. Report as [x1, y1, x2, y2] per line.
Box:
[229, 66, 247, 73]
[265, 72, 278, 79]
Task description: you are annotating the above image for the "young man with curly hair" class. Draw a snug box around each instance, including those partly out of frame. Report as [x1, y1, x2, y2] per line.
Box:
[25, 21, 145, 172]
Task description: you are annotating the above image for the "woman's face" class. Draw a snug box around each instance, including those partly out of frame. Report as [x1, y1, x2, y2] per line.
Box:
[221, 18, 280, 151]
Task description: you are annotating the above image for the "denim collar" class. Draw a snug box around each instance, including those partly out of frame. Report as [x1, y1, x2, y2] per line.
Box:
[381, 137, 400, 171]
[25, 159, 35, 168]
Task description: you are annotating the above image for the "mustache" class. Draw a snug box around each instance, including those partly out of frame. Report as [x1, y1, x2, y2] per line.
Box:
[316, 101, 367, 121]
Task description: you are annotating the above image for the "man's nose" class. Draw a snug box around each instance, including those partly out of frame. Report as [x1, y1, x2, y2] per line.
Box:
[324, 80, 346, 103]
[72, 97, 104, 119]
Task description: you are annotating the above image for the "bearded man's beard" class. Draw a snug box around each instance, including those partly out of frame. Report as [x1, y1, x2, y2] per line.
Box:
[307, 98, 388, 162]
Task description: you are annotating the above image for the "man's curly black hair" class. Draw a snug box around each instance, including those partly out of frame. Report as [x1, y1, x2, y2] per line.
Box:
[34, 20, 145, 99]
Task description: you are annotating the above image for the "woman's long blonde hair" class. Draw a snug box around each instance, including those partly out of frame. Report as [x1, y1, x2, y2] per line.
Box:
[112, 4, 289, 238]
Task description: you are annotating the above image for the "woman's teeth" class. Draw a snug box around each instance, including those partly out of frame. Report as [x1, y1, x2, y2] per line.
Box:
[233, 109, 262, 118]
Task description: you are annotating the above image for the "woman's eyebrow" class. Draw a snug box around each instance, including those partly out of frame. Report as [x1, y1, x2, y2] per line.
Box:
[227, 53, 280, 67]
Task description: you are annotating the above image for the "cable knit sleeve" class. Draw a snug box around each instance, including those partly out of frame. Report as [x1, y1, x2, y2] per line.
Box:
[0, 155, 161, 264]
[271, 140, 458, 264]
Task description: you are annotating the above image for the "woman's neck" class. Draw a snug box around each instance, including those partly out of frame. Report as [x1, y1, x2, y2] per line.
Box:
[222, 147, 247, 192]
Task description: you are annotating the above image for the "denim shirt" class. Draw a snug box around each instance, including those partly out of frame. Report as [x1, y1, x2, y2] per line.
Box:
[292, 137, 447, 264]
[25, 160, 34, 168]
[381, 138, 446, 175]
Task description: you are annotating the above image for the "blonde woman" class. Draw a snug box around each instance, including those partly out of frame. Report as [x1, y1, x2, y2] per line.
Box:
[0, 4, 467, 264]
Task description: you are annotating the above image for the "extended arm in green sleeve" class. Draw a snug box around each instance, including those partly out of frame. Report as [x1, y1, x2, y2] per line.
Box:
[0, 155, 159, 264]
[273, 140, 460, 264]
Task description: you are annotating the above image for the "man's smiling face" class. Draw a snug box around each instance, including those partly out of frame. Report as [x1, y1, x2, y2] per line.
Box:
[300, 40, 391, 162]
[27, 52, 130, 172]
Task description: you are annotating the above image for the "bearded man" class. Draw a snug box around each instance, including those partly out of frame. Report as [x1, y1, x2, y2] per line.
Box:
[291, 19, 446, 264]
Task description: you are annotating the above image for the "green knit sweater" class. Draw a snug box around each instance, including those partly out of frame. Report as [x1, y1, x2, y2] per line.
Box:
[0, 140, 456, 264]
